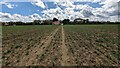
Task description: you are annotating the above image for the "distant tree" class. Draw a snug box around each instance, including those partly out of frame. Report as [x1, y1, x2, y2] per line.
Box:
[53, 18, 58, 22]
[62, 19, 70, 24]
[115, 22, 120, 24]
[86, 19, 89, 24]
[25, 22, 33, 25]
[2, 22, 5, 26]
[34, 20, 41, 25]
[16, 21, 23, 25]
[43, 20, 52, 25]
[8, 21, 14, 25]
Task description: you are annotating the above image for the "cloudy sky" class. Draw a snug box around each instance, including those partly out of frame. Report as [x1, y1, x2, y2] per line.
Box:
[0, 0, 120, 22]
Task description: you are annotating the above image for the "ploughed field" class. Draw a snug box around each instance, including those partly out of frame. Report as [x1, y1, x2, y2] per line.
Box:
[2, 25, 119, 66]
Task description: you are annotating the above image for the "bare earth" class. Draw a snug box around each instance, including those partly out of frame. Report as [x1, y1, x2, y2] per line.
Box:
[2, 25, 118, 66]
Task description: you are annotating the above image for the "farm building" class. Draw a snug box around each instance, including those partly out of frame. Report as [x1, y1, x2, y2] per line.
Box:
[74, 18, 88, 24]
[2, 22, 9, 26]
[52, 18, 60, 25]
[52, 21, 60, 25]
[74, 18, 85, 22]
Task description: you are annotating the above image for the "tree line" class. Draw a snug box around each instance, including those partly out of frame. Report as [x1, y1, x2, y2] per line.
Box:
[1, 18, 120, 26]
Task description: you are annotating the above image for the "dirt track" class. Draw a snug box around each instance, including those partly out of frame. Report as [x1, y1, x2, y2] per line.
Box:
[18, 26, 60, 66]
[15, 26, 74, 66]
[60, 26, 71, 66]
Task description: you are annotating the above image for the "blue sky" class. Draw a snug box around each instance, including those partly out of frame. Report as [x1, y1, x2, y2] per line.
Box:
[2, 2, 103, 16]
[2, 2, 44, 16]
[0, 0, 119, 22]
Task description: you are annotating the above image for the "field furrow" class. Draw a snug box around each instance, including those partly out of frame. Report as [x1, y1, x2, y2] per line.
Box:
[2, 25, 118, 67]
[60, 26, 74, 66]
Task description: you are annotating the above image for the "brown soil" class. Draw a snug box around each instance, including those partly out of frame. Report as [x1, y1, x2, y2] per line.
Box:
[17, 26, 60, 66]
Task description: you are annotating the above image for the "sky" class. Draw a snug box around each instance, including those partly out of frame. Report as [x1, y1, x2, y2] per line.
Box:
[0, 0, 120, 22]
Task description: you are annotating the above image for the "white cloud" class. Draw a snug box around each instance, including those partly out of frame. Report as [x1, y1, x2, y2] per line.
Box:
[0, 12, 42, 22]
[42, 7, 64, 18]
[109, 15, 118, 22]
[6, 3, 15, 9]
[43, 7, 63, 14]
[31, 0, 46, 9]
[80, 9, 94, 17]
[29, 13, 42, 20]
[55, 1, 75, 8]
[40, 0, 103, 2]
[1, 0, 119, 22]
[94, 0, 119, 20]
[0, 2, 17, 9]
[0, 12, 11, 18]
[40, 0, 119, 22]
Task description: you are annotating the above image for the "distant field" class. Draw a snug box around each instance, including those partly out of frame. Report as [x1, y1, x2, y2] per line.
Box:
[2, 25, 119, 66]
